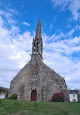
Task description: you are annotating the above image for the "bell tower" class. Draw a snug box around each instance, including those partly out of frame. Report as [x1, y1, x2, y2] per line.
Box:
[32, 18, 43, 59]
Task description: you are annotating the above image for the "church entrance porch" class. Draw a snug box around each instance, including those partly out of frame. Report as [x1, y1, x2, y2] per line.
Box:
[31, 90, 37, 101]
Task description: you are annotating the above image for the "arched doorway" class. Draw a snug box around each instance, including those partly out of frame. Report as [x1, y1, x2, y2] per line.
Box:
[31, 90, 37, 101]
[72, 99, 76, 102]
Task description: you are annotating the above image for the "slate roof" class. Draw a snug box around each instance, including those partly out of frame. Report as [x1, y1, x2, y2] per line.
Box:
[69, 90, 78, 94]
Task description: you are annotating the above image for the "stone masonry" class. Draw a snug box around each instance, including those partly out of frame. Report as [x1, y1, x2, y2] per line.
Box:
[8, 18, 69, 102]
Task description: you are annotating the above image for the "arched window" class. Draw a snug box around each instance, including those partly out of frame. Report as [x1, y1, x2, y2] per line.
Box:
[73, 99, 76, 102]
[31, 90, 37, 101]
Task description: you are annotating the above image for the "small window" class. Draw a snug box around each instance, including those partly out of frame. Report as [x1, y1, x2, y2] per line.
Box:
[73, 94, 75, 97]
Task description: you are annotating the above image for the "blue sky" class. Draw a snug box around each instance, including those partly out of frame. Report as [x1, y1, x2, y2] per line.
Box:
[0, 0, 80, 89]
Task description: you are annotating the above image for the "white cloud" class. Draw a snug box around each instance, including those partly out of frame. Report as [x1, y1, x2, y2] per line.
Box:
[49, 23, 53, 30]
[0, 9, 17, 26]
[67, 29, 75, 36]
[44, 35, 80, 55]
[9, 9, 18, 15]
[0, 16, 3, 26]
[0, 10, 33, 88]
[51, 0, 80, 20]
[68, 0, 80, 20]
[51, 0, 69, 10]
[23, 22, 31, 26]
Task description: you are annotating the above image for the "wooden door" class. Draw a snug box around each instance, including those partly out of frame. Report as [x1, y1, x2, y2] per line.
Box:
[31, 90, 37, 101]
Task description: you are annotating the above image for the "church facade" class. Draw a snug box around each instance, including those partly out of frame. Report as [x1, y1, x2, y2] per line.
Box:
[8, 19, 69, 102]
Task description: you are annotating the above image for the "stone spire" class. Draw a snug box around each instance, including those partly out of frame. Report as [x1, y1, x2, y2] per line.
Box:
[32, 18, 43, 59]
[36, 18, 41, 38]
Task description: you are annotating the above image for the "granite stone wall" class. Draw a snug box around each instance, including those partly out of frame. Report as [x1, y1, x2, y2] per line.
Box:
[8, 55, 69, 102]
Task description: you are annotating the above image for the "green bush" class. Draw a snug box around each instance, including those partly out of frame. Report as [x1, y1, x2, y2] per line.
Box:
[9, 94, 17, 99]
[51, 93, 64, 102]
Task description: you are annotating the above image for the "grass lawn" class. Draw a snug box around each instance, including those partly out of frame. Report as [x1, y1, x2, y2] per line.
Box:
[0, 99, 80, 115]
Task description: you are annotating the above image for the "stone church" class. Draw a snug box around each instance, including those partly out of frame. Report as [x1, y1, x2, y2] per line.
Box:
[8, 19, 69, 101]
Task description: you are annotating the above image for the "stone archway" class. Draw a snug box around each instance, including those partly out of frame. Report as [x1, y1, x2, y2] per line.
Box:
[31, 90, 37, 101]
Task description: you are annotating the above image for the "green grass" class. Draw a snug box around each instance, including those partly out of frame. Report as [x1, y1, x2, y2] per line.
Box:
[0, 99, 80, 115]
